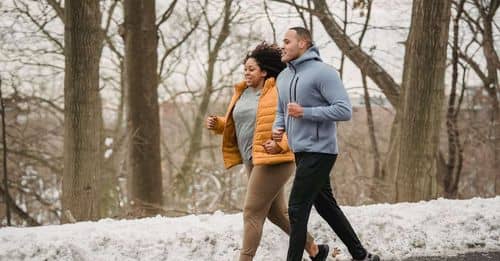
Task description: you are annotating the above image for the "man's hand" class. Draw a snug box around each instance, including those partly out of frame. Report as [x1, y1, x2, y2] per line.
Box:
[263, 140, 282, 154]
[287, 103, 304, 118]
[272, 127, 285, 142]
[206, 115, 217, 130]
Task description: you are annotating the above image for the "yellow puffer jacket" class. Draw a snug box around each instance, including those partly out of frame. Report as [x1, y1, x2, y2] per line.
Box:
[212, 78, 294, 169]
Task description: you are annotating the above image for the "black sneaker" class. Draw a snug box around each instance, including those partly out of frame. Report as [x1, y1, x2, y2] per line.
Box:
[310, 244, 329, 261]
[353, 252, 380, 261]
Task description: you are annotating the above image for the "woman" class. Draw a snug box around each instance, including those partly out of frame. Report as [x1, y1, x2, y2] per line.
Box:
[206, 43, 329, 261]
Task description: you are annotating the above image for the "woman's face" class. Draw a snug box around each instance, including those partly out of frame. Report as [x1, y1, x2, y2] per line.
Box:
[244, 58, 266, 88]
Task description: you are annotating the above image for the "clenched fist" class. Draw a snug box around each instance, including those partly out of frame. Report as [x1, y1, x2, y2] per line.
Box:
[287, 102, 304, 118]
[206, 115, 217, 130]
[262, 139, 282, 154]
[272, 127, 285, 142]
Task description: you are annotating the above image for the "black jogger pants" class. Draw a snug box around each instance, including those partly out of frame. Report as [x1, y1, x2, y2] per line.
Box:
[286, 152, 367, 261]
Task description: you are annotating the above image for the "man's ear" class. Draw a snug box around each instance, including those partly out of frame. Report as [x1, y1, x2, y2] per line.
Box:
[298, 39, 307, 49]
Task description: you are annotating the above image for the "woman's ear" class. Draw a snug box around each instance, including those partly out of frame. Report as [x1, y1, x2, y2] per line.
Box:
[261, 70, 268, 79]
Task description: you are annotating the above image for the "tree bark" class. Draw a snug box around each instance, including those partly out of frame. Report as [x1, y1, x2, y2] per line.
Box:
[63, 0, 104, 222]
[123, 0, 163, 215]
[392, 0, 452, 202]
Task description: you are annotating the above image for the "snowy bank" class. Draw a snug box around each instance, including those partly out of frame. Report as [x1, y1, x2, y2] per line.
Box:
[1, 197, 499, 260]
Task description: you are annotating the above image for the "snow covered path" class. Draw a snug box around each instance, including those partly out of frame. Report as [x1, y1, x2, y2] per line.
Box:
[1, 197, 499, 260]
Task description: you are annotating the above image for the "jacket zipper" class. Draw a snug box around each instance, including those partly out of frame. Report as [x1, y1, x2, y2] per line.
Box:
[287, 65, 297, 146]
[293, 77, 299, 102]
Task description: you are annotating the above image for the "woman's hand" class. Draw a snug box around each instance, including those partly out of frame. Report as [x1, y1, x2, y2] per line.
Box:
[206, 115, 217, 130]
[262, 139, 282, 154]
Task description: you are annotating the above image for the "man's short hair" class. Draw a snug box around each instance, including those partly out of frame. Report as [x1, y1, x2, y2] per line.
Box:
[289, 26, 313, 48]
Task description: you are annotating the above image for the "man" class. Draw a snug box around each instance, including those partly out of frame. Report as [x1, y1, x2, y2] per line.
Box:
[273, 27, 380, 261]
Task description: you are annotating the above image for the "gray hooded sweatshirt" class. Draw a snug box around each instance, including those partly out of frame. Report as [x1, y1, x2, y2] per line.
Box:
[273, 46, 352, 154]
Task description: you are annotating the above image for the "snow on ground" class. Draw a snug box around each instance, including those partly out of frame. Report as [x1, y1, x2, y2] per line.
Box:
[1, 197, 499, 261]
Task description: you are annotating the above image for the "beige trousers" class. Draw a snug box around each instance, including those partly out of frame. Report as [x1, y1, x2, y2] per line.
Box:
[239, 162, 314, 261]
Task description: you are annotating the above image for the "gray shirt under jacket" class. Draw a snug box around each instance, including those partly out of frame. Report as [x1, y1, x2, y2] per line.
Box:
[233, 86, 261, 165]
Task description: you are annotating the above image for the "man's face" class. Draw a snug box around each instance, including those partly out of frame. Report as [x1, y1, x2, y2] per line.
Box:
[281, 30, 305, 63]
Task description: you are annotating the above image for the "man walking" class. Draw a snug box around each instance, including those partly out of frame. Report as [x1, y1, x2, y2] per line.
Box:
[273, 27, 379, 261]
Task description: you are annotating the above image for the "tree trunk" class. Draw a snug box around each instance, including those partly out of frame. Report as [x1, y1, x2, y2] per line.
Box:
[63, 0, 104, 222]
[123, 0, 163, 215]
[354, 0, 383, 198]
[390, 0, 452, 202]
[479, 1, 500, 194]
[362, 75, 381, 176]
[0, 78, 12, 226]
[443, 0, 465, 198]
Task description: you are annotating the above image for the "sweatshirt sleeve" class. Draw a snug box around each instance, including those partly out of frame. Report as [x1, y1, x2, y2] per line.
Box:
[273, 87, 286, 131]
[302, 69, 352, 122]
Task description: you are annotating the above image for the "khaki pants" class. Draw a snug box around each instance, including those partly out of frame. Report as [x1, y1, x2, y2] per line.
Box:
[239, 162, 314, 261]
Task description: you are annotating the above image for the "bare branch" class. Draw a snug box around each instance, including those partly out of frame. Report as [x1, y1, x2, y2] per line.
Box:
[263, 0, 277, 44]
[458, 50, 489, 86]
[46, 0, 65, 23]
[157, 0, 179, 27]
[14, 1, 63, 51]
[0, 186, 40, 226]
[270, 0, 315, 13]
[313, 0, 400, 107]
[104, 0, 120, 34]
[159, 19, 200, 79]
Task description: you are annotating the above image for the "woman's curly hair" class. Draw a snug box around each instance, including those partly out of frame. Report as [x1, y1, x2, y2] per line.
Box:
[244, 42, 286, 79]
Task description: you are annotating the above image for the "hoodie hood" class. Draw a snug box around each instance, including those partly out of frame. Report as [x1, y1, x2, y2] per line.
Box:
[288, 45, 322, 68]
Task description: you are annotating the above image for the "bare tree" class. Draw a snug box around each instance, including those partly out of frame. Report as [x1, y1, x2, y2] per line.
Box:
[355, 0, 381, 181]
[62, 0, 104, 222]
[122, 0, 163, 216]
[443, 0, 466, 198]
[174, 0, 236, 197]
[391, 0, 452, 201]
[301, 0, 401, 107]
[457, 0, 499, 194]
[0, 77, 12, 226]
[3, 0, 127, 221]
